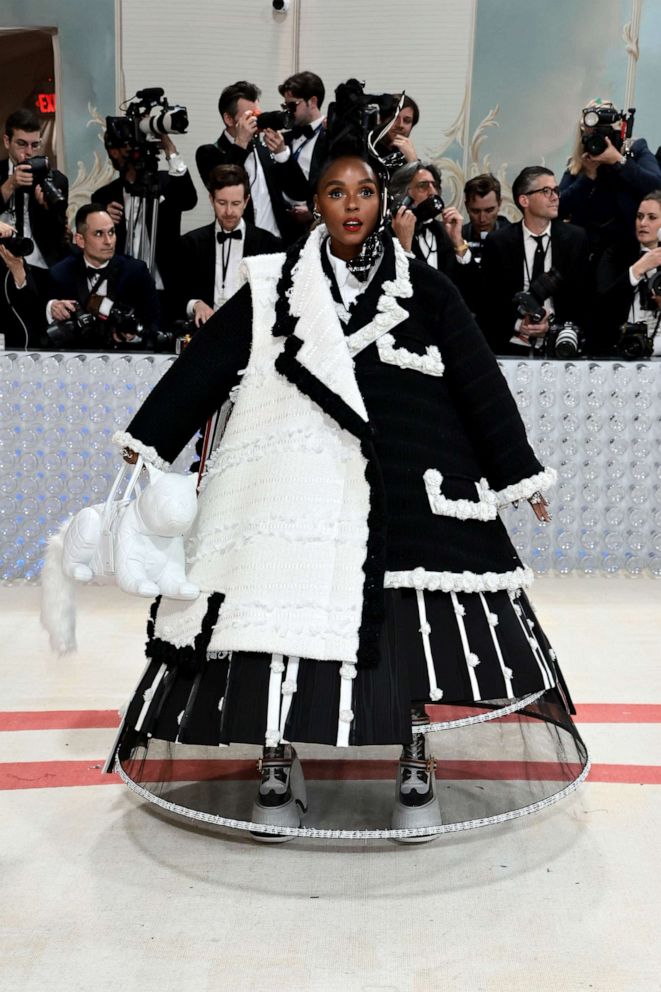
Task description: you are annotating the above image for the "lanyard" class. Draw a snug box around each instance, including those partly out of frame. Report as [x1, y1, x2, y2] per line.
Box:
[522, 233, 550, 289]
[292, 133, 316, 162]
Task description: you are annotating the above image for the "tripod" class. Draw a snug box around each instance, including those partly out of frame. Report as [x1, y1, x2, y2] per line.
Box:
[122, 143, 162, 278]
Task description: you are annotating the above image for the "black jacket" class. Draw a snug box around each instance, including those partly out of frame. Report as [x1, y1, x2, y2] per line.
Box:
[177, 220, 282, 318]
[594, 239, 660, 353]
[270, 126, 329, 207]
[0, 158, 68, 266]
[195, 133, 297, 244]
[47, 253, 161, 348]
[479, 219, 590, 354]
[92, 169, 198, 296]
[559, 138, 661, 257]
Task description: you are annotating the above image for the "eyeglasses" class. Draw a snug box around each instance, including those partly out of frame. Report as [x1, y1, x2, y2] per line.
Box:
[526, 185, 560, 199]
[281, 100, 304, 113]
[15, 139, 42, 150]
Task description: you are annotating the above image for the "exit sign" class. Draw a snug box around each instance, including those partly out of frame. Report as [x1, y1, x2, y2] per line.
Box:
[36, 93, 56, 114]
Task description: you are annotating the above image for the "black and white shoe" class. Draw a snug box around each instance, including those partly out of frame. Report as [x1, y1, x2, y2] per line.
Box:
[250, 744, 307, 843]
[391, 713, 442, 842]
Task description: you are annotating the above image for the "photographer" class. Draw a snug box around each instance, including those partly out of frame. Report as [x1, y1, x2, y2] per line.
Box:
[372, 94, 420, 180]
[458, 174, 511, 316]
[0, 221, 43, 348]
[595, 190, 661, 357]
[264, 71, 328, 231]
[480, 166, 589, 355]
[195, 80, 296, 243]
[46, 203, 160, 350]
[178, 164, 281, 326]
[0, 109, 68, 306]
[559, 100, 661, 260]
[93, 129, 197, 315]
[389, 161, 468, 282]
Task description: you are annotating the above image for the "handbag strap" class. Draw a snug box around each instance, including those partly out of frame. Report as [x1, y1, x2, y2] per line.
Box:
[101, 457, 144, 529]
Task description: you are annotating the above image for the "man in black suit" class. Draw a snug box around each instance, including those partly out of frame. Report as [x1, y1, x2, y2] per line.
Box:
[46, 203, 160, 349]
[390, 161, 470, 283]
[1, 108, 68, 324]
[480, 166, 589, 355]
[179, 164, 281, 327]
[196, 81, 296, 244]
[457, 174, 511, 317]
[92, 131, 197, 317]
[262, 71, 328, 234]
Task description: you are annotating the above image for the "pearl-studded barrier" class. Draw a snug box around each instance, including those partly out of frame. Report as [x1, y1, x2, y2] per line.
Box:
[0, 352, 660, 581]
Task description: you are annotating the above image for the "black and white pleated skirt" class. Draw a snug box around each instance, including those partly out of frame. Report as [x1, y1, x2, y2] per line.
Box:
[110, 586, 588, 839]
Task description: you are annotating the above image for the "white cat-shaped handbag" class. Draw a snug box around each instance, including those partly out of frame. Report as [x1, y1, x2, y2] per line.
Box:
[41, 458, 200, 654]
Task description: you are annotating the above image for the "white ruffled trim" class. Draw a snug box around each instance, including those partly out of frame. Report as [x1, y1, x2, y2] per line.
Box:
[495, 467, 557, 507]
[112, 431, 170, 470]
[423, 469, 498, 521]
[376, 333, 444, 376]
[384, 565, 534, 594]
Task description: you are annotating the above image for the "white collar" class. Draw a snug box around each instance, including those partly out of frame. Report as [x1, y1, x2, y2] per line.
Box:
[83, 256, 110, 271]
[523, 221, 552, 241]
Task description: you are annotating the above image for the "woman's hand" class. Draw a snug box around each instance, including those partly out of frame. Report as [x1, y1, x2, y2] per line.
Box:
[631, 246, 661, 281]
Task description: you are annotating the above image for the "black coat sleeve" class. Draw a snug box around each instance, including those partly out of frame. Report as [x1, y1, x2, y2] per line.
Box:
[428, 271, 544, 491]
[123, 284, 253, 463]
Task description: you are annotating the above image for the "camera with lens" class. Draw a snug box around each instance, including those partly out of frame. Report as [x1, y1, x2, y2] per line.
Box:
[0, 235, 34, 257]
[617, 321, 653, 359]
[581, 105, 635, 157]
[153, 319, 196, 354]
[513, 268, 562, 325]
[546, 321, 581, 359]
[255, 110, 292, 131]
[393, 192, 445, 224]
[46, 306, 99, 348]
[24, 155, 66, 210]
[638, 270, 661, 312]
[326, 78, 399, 152]
[103, 302, 146, 342]
[106, 87, 188, 148]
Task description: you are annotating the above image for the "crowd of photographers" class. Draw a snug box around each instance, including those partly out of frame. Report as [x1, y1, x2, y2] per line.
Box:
[2, 76, 661, 360]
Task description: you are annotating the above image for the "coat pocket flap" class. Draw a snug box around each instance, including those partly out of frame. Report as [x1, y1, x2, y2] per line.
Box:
[423, 469, 498, 520]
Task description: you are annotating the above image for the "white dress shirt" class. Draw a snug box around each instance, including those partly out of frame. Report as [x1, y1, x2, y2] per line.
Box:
[627, 245, 661, 354]
[273, 118, 324, 207]
[223, 130, 280, 239]
[325, 239, 380, 318]
[186, 218, 247, 317]
[510, 222, 554, 348]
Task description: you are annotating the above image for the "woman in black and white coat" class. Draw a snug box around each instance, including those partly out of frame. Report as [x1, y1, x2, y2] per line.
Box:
[109, 137, 587, 842]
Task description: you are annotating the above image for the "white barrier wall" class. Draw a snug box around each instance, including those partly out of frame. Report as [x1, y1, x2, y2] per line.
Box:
[0, 351, 660, 582]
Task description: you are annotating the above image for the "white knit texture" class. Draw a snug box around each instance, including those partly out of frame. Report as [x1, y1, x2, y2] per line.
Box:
[155, 249, 371, 662]
[495, 467, 558, 506]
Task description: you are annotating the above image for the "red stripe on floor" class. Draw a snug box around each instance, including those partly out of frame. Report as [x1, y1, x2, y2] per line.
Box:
[1, 703, 661, 732]
[0, 710, 121, 731]
[1, 759, 659, 791]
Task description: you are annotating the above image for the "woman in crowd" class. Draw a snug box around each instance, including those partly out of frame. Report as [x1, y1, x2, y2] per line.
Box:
[107, 84, 587, 843]
[595, 190, 661, 356]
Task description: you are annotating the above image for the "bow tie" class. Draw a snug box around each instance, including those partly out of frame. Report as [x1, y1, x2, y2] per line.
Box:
[217, 229, 242, 243]
[290, 124, 315, 140]
[86, 265, 107, 280]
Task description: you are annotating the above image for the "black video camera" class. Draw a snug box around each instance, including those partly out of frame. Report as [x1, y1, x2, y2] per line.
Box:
[581, 105, 635, 156]
[106, 87, 188, 148]
[326, 79, 399, 156]
[617, 321, 653, 359]
[24, 155, 66, 210]
[0, 235, 34, 257]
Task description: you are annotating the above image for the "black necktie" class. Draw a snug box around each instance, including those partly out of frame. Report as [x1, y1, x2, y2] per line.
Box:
[290, 124, 315, 140]
[530, 235, 547, 285]
[86, 265, 107, 281]
[217, 230, 242, 244]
